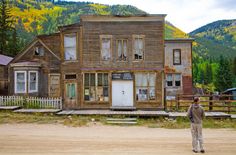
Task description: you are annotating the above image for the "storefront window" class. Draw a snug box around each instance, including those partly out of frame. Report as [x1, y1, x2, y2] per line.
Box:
[135, 73, 156, 101]
[84, 73, 109, 102]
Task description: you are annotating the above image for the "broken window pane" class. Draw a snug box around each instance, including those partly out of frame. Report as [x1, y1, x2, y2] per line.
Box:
[175, 74, 181, 86]
[134, 37, 144, 60]
[64, 34, 76, 60]
[29, 72, 37, 91]
[101, 38, 111, 60]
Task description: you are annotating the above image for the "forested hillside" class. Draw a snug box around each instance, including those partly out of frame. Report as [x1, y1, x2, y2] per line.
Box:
[1, 0, 234, 92]
[190, 19, 236, 91]
[0, 0, 186, 56]
[190, 19, 236, 58]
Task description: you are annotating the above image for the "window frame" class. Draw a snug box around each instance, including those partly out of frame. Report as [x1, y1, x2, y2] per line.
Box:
[135, 72, 156, 102]
[133, 35, 145, 61]
[173, 49, 181, 65]
[28, 71, 38, 93]
[100, 35, 112, 61]
[116, 39, 128, 61]
[166, 73, 182, 87]
[34, 46, 44, 56]
[83, 72, 109, 102]
[14, 71, 27, 94]
[64, 33, 77, 61]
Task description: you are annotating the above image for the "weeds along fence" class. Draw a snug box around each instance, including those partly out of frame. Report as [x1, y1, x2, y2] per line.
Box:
[0, 96, 62, 109]
[166, 94, 236, 113]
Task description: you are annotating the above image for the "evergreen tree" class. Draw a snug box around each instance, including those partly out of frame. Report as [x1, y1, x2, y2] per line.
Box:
[0, 0, 15, 55]
[233, 57, 236, 76]
[204, 63, 213, 84]
[215, 56, 233, 91]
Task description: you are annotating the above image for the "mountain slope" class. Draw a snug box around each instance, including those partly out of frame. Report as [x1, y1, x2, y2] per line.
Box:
[190, 19, 236, 58]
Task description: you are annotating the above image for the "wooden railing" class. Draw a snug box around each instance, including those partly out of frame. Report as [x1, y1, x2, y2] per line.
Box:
[166, 94, 236, 113]
[0, 96, 62, 109]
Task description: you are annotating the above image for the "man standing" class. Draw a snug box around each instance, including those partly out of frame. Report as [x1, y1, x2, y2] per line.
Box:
[187, 97, 205, 153]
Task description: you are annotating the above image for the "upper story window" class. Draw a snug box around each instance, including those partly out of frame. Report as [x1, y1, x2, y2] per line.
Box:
[133, 35, 145, 61]
[35, 47, 44, 56]
[100, 35, 112, 61]
[173, 49, 181, 65]
[117, 39, 127, 61]
[64, 34, 76, 61]
[166, 73, 181, 87]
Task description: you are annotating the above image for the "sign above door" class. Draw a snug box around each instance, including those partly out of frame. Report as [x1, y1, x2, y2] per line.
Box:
[112, 72, 133, 80]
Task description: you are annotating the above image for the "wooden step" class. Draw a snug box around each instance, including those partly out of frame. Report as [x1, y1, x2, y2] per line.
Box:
[110, 106, 136, 111]
[107, 121, 137, 124]
[106, 118, 137, 121]
[106, 117, 137, 125]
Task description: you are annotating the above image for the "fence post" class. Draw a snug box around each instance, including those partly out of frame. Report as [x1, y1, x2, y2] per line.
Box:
[176, 94, 180, 111]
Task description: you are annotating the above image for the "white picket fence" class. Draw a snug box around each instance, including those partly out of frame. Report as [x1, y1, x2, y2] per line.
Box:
[0, 96, 62, 109]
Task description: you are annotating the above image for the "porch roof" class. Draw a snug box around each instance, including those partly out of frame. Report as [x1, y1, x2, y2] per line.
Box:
[10, 61, 42, 67]
[0, 54, 13, 66]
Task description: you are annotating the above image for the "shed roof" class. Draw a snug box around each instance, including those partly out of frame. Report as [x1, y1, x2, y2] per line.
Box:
[0, 54, 13, 65]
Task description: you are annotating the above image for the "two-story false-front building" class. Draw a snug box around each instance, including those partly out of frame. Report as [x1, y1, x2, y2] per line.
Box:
[8, 15, 193, 110]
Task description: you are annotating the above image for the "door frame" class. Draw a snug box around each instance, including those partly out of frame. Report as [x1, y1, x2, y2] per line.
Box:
[112, 80, 134, 107]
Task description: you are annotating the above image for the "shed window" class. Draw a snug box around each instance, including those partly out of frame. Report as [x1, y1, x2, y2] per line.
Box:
[101, 36, 112, 61]
[117, 39, 127, 61]
[15, 71, 26, 93]
[133, 35, 144, 60]
[84, 73, 109, 102]
[64, 34, 76, 60]
[173, 49, 181, 65]
[135, 73, 156, 101]
[166, 73, 181, 87]
[29, 71, 38, 93]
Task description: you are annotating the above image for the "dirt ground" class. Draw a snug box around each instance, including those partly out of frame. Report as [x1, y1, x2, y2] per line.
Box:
[0, 124, 236, 155]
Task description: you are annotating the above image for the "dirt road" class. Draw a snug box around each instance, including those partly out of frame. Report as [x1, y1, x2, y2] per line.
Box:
[0, 124, 235, 155]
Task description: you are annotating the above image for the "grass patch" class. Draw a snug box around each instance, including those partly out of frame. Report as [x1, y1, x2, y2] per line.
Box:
[0, 111, 236, 129]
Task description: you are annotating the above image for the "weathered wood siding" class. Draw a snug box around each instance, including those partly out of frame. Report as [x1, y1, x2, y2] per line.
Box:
[82, 21, 164, 69]
[9, 34, 61, 97]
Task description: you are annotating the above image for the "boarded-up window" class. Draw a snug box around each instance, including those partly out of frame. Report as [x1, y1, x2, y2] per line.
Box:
[15, 71, 26, 93]
[29, 71, 38, 93]
[117, 39, 127, 61]
[64, 34, 76, 60]
[49, 74, 60, 97]
[173, 49, 181, 65]
[101, 36, 112, 61]
[166, 73, 181, 87]
[135, 73, 156, 101]
[84, 73, 109, 102]
[133, 35, 144, 60]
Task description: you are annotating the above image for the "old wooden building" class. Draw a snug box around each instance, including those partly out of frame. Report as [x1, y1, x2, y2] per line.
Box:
[165, 39, 194, 100]
[8, 15, 193, 110]
[0, 54, 13, 95]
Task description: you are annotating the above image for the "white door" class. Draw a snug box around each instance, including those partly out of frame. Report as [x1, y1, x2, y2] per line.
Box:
[112, 81, 133, 107]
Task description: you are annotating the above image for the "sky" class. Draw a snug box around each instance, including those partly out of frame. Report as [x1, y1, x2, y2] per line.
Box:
[65, 0, 236, 33]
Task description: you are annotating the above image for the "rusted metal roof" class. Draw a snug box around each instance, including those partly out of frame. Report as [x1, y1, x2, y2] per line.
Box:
[0, 54, 13, 66]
